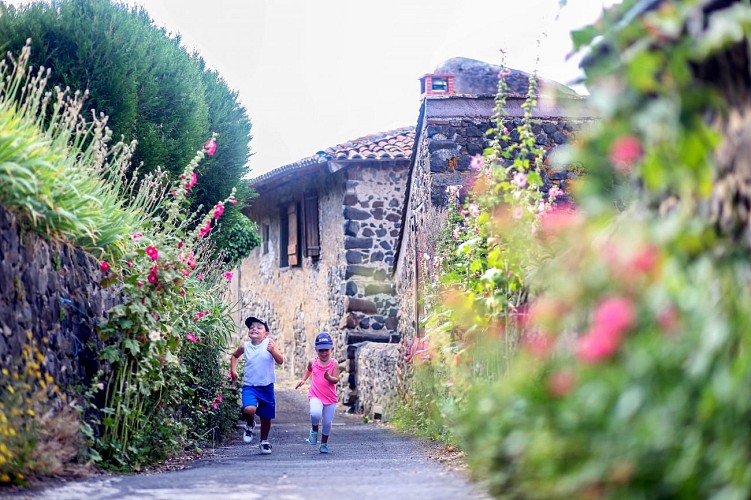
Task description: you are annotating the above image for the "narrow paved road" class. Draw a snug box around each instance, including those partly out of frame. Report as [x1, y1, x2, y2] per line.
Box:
[10, 385, 488, 499]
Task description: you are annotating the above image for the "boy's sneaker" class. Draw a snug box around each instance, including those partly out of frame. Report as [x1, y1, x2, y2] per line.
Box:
[259, 440, 272, 455]
[243, 424, 255, 443]
[308, 429, 318, 445]
[319, 442, 329, 454]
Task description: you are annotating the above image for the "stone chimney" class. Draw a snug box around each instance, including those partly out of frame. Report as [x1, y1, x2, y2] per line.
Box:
[419, 73, 454, 97]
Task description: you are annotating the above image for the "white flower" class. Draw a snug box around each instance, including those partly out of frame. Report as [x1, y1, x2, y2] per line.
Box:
[149, 330, 161, 342]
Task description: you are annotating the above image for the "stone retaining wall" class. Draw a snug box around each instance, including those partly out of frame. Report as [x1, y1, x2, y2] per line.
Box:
[0, 205, 121, 390]
[352, 342, 401, 419]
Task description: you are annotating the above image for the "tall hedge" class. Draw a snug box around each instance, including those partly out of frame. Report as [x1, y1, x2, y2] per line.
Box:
[0, 0, 258, 263]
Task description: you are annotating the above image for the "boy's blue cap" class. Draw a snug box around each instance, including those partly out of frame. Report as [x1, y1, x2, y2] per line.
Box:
[315, 332, 333, 350]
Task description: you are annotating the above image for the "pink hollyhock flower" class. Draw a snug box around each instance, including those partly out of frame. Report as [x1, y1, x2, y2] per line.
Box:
[180, 289, 186, 296]
[100, 261, 110, 273]
[178, 242, 184, 249]
[511, 171, 527, 188]
[548, 185, 564, 200]
[183, 271, 190, 277]
[229, 199, 238, 205]
[213, 203, 224, 219]
[470, 155, 483, 171]
[127, 261, 133, 267]
[137, 281, 144, 287]
[225, 272, 233, 281]
[452, 228, 460, 239]
[212, 401, 219, 410]
[547, 370, 576, 397]
[609, 135, 643, 174]
[148, 265, 159, 285]
[145, 245, 158, 261]
[593, 296, 635, 337]
[217, 393, 223, 403]
[185, 172, 197, 189]
[468, 202, 480, 217]
[204, 138, 217, 156]
[132, 232, 143, 240]
[198, 220, 212, 238]
[186, 333, 197, 343]
[197, 274, 205, 280]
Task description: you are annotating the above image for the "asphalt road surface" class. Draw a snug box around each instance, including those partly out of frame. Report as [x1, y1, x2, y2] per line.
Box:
[7, 385, 489, 499]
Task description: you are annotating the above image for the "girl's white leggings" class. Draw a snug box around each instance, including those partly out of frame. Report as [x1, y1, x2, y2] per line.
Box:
[310, 397, 336, 436]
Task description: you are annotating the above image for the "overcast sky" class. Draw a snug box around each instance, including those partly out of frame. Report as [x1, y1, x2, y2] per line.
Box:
[5, 0, 618, 177]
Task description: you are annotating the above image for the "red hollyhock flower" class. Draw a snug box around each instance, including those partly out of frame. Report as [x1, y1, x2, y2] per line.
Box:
[145, 245, 159, 261]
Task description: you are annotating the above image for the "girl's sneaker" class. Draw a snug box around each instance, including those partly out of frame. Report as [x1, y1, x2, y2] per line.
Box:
[243, 424, 255, 443]
[308, 429, 318, 445]
[319, 442, 329, 454]
[259, 440, 272, 455]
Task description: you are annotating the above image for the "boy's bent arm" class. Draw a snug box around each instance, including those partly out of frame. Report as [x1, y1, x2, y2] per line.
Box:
[267, 338, 284, 365]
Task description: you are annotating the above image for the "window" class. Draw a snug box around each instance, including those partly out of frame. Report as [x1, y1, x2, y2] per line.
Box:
[431, 77, 448, 92]
[303, 192, 320, 259]
[279, 193, 319, 268]
[279, 202, 300, 267]
[262, 224, 270, 254]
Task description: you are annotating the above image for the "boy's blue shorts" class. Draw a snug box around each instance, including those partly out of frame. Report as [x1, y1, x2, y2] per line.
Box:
[242, 383, 275, 419]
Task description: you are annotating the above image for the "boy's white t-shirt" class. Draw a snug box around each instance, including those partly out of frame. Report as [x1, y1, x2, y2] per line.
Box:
[243, 338, 276, 386]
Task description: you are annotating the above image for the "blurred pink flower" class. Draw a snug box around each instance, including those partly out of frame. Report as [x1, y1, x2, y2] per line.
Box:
[132, 232, 143, 240]
[609, 135, 643, 174]
[180, 289, 186, 296]
[100, 261, 110, 273]
[468, 202, 480, 217]
[137, 281, 144, 287]
[186, 333, 197, 343]
[470, 155, 483, 171]
[145, 245, 158, 261]
[229, 199, 238, 205]
[593, 296, 636, 337]
[126, 261, 133, 267]
[576, 326, 622, 362]
[197, 274, 205, 280]
[212, 401, 219, 410]
[204, 138, 217, 156]
[217, 393, 223, 402]
[523, 332, 553, 357]
[547, 370, 576, 397]
[225, 272, 233, 281]
[178, 242, 184, 249]
[548, 185, 564, 200]
[452, 228, 461, 239]
[629, 245, 660, 275]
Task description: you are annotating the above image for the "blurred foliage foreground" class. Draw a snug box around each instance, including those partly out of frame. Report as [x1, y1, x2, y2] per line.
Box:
[396, 1, 751, 498]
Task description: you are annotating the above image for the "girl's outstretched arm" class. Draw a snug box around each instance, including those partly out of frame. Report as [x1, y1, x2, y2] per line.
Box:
[295, 359, 314, 389]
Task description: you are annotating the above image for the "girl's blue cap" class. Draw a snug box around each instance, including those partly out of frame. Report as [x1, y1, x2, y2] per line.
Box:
[315, 332, 333, 350]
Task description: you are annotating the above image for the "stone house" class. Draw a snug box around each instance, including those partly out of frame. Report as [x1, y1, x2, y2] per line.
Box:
[231, 128, 413, 410]
[234, 57, 592, 416]
[393, 58, 593, 363]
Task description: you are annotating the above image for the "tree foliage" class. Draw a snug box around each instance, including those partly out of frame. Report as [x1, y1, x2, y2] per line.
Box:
[0, 0, 259, 260]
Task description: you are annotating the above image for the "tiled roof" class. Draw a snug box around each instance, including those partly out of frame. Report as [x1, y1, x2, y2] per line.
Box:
[251, 126, 415, 188]
[322, 126, 415, 161]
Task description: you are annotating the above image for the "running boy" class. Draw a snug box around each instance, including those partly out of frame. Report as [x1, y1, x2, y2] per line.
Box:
[230, 316, 284, 455]
[295, 332, 339, 453]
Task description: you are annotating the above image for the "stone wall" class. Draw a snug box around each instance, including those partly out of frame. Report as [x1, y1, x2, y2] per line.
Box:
[340, 162, 406, 337]
[0, 205, 121, 390]
[353, 342, 400, 419]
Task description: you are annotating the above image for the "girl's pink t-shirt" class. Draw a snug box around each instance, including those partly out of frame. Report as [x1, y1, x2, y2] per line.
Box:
[309, 357, 338, 405]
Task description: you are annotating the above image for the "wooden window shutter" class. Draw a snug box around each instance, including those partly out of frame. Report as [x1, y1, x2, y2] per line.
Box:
[303, 192, 320, 258]
[287, 202, 299, 266]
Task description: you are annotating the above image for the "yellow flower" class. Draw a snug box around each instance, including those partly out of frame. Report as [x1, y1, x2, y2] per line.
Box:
[1, 369, 8, 376]
[6, 386, 13, 394]
[1, 473, 10, 482]
[27, 409, 35, 417]
[45, 374, 53, 383]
